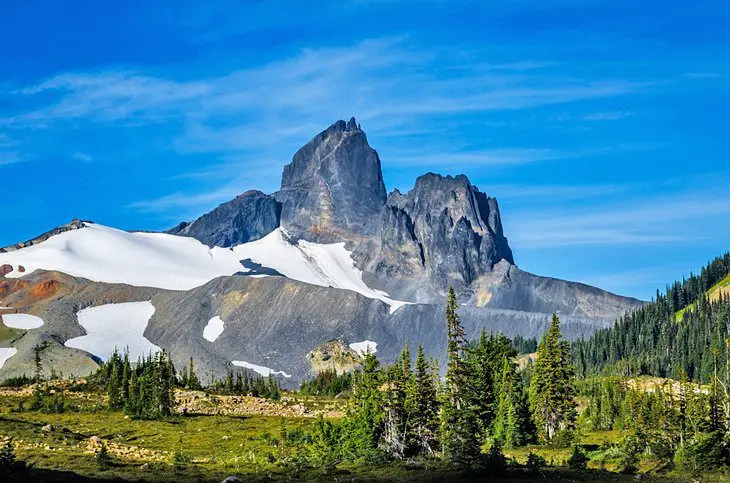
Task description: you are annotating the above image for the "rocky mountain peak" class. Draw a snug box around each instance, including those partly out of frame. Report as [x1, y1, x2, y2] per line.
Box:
[366, 172, 514, 300]
[275, 117, 387, 242]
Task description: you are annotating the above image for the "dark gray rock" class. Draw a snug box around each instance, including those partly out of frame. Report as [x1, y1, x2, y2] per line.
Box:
[359, 173, 514, 301]
[274, 117, 387, 242]
[167, 190, 280, 247]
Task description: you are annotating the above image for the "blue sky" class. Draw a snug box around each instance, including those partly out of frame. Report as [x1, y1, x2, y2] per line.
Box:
[1, 0, 728, 300]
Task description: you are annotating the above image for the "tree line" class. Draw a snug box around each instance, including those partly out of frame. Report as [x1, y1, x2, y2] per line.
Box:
[573, 252, 730, 382]
[98, 349, 282, 419]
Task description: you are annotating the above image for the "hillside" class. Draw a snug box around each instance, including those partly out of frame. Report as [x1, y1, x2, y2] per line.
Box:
[573, 252, 730, 382]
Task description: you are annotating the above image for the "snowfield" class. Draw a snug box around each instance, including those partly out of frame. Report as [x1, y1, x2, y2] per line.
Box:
[349, 340, 378, 356]
[203, 316, 225, 342]
[65, 301, 160, 361]
[232, 360, 292, 378]
[2, 313, 45, 329]
[0, 348, 17, 369]
[0, 224, 409, 312]
[233, 229, 409, 314]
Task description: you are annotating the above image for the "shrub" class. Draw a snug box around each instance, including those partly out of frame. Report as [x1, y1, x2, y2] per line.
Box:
[171, 448, 192, 471]
[550, 429, 575, 448]
[95, 443, 113, 469]
[618, 435, 641, 474]
[0, 438, 31, 476]
[674, 431, 728, 475]
[484, 440, 507, 473]
[566, 445, 588, 470]
[0, 375, 33, 387]
[526, 452, 547, 473]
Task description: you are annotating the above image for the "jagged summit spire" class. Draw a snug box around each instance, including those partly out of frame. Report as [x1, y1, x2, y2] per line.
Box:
[275, 117, 386, 242]
[323, 116, 362, 135]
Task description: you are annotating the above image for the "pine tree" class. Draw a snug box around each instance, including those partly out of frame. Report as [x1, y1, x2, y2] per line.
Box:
[122, 351, 131, 402]
[529, 314, 577, 441]
[440, 287, 482, 467]
[493, 357, 535, 448]
[342, 351, 384, 461]
[382, 344, 411, 459]
[407, 344, 440, 455]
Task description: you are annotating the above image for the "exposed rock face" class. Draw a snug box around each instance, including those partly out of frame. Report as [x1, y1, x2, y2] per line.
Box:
[274, 117, 387, 242]
[362, 173, 514, 300]
[167, 191, 280, 247]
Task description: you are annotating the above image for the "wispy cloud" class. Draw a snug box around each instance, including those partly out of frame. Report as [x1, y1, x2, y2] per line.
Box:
[0, 151, 22, 166]
[508, 189, 730, 248]
[71, 152, 93, 162]
[582, 111, 634, 121]
[4, 38, 644, 152]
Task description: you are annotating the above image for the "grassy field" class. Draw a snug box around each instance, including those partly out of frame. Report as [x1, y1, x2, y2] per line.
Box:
[1, 385, 728, 482]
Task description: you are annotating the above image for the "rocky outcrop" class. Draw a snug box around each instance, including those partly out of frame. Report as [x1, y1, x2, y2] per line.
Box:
[274, 117, 387, 242]
[167, 190, 280, 247]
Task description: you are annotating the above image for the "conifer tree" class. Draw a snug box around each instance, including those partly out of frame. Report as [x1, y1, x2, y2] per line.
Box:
[342, 351, 384, 460]
[440, 287, 482, 467]
[382, 344, 411, 458]
[493, 357, 535, 447]
[529, 314, 577, 441]
[407, 344, 440, 455]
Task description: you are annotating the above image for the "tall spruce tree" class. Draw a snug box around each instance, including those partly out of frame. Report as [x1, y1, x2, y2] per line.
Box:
[529, 314, 577, 441]
[493, 357, 536, 447]
[342, 351, 385, 460]
[382, 345, 411, 459]
[440, 287, 482, 467]
[407, 344, 440, 455]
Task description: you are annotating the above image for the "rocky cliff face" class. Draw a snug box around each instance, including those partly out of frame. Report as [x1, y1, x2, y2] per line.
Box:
[361, 173, 515, 300]
[274, 118, 387, 242]
[168, 191, 280, 247]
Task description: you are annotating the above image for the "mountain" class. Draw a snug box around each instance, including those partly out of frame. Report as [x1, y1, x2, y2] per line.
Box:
[167, 190, 280, 246]
[0, 118, 643, 385]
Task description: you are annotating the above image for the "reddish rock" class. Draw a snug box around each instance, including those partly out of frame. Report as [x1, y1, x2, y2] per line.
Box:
[0, 264, 12, 276]
[30, 280, 60, 298]
[17, 265, 25, 273]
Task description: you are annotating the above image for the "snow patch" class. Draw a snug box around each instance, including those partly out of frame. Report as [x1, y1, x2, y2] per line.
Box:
[203, 316, 225, 342]
[349, 340, 378, 356]
[0, 348, 17, 369]
[232, 360, 292, 378]
[0, 224, 410, 312]
[2, 313, 44, 329]
[233, 229, 410, 313]
[65, 301, 160, 362]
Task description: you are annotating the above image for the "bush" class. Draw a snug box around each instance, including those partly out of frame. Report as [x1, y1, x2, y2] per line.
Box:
[171, 448, 192, 471]
[526, 452, 547, 473]
[550, 429, 575, 448]
[674, 431, 728, 475]
[0, 375, 33, 387]
[484, 440, 507, 473]
[566, 445, 588, 470]
[618, 435, 641, 474]
[0, 438, 31, 476]
[95, 443, 113, 469]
